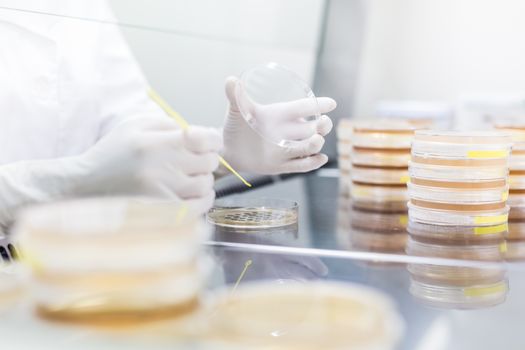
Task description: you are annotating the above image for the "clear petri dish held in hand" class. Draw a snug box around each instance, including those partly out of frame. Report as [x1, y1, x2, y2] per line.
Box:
[235, 62, 321, 147]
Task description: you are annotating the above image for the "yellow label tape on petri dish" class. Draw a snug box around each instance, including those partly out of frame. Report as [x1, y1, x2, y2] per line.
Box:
[399, 215, 408, 226]
[464, 283, 506, 297]
[501, 191, 509, 202]
[466, 150, 508, 159]
[474, 223, 508, 235]
[499, 241, 508, 253]
[400, 176, 410, 184]
[473, 214, 508, 225]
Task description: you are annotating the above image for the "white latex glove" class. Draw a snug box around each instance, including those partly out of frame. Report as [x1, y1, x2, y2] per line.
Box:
[222, 76, 336, 175]
[0, 118, 220, 230]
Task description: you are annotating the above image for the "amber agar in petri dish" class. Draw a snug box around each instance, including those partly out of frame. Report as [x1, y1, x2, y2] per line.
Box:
[351, 166, 409, 185]
[352, 147, 411, 168]
[408, 181, 508, 205]
[351, 120, 417, 149]
[14, 198, 208, 325]
[207, 198, 298, 230]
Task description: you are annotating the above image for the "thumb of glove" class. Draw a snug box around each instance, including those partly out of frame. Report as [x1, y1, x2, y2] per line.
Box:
[225, 76, 241, 114]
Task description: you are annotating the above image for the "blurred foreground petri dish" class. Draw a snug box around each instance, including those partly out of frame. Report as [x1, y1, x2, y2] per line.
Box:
[207, 198, 298, 230]
[13, 198, 208, 325]
[0, 266, 23, 312]
[236, 62, 320, 146]
[205, 281, 404, 350]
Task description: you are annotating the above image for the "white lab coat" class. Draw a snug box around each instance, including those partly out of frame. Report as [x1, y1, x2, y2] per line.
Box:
[0, 0, 164, 164]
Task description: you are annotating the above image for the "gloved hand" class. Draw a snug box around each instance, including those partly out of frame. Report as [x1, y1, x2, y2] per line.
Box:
[222, 76, 336, 175]
[0, 118, 221, 230]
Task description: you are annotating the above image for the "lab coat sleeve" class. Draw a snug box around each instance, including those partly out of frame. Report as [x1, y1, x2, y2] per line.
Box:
[0, 156, 90, 231]
[94, 3, 168, 138]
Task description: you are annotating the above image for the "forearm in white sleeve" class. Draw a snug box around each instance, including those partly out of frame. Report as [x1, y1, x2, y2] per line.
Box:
[0, 156, 89, 231]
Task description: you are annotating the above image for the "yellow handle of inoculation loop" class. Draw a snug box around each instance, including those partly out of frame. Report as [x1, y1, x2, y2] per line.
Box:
[466, 150, 508, 159]
[399, 176, 410, 184]
[473, 214, 508, 225]
[499, 241, 508, 253]
[148, 89, 252, 188]
[474, 223, 508, 236]
[398, 215, 408, 226]
[464, 283, 506, 297]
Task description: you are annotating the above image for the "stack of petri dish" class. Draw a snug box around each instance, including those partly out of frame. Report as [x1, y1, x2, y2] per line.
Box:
[408, 130, 512, 226]
[14, 198, 209, 325]
[337, 119, 353, 195]
[350, 121, 416, 212]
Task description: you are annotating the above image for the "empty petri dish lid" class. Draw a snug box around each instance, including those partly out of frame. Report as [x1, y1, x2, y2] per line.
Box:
[207, 198, 298, 229]
[205, 281, 404, 350]
[408, 202, 509, 226]
[351, 166, 409, 185]
[408, 182, 508, 204]
[409, 162, 508, 181]
[352, 147, 411, 168]
[351, 182, 408, 203]
[236, 62, 320, 146]
[351, 120, 417, 149]
[407, 221, 507, 243]
[409, 279, 508, 309]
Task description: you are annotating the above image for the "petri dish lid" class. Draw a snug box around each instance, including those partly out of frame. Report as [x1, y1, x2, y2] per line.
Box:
[414, 130, 512, 144]
[236, 62, 320, 146]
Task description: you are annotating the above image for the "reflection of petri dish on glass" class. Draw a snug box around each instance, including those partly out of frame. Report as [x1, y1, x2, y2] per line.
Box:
[206, 281, 404, 350]
[208, 198, 298, 229]
[409, 279, 508, 309]
[236, 62, 320, 147]
[407, 221, 506, 243]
